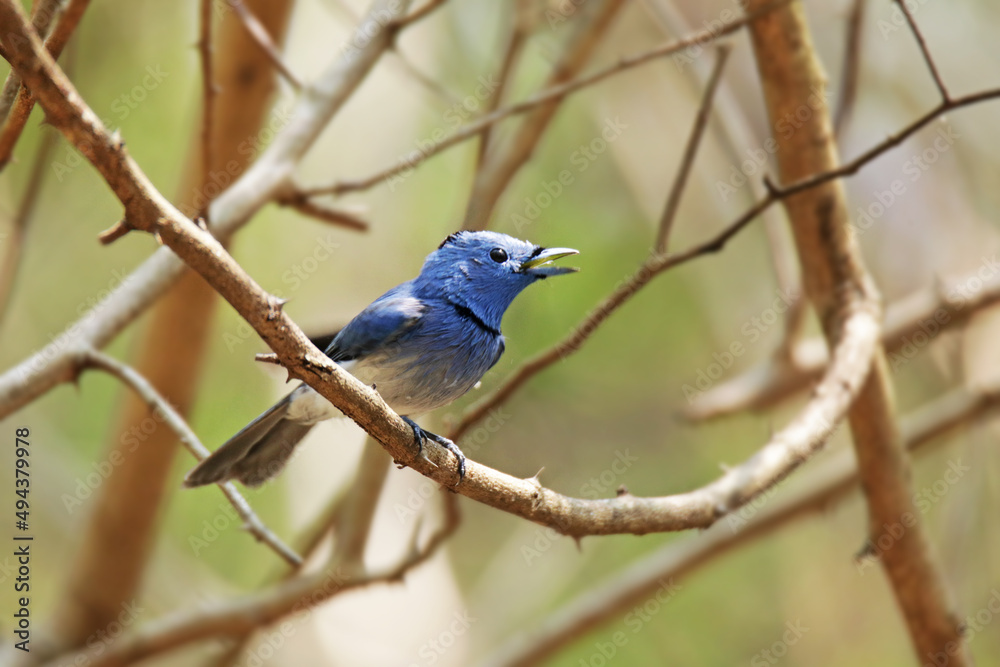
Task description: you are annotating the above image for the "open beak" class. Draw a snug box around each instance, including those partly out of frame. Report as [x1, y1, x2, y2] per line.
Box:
[519, 247, 580, 277]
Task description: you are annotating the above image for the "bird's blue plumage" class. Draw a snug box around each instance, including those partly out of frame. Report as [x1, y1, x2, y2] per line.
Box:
[184, 231, 578, 487]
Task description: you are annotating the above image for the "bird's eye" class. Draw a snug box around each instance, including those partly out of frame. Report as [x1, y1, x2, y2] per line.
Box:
[489, 248, 508, 263]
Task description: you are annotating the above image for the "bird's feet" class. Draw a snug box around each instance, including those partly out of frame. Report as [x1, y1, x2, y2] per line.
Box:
[402, 416, 466, 484]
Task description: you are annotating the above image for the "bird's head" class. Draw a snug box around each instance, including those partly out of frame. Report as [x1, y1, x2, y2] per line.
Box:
[416, 231, 579, 327]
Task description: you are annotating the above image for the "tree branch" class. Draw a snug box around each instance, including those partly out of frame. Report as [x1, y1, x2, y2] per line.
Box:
[655, 45, 730, 253]
[685, 268, 1000, 420]
[483, 383, 1000, 667]
[79, 348, 301, 566]
[0, 0, 881, 542]
[746, 0, 967, 660]
[45, 489, 460, 667]
[0, 0, 410, 420]
[227, 0, 303, 90]
[0, 0, 90, 171]
[306, 0, 790, 198]
[461, 0, 625, 230]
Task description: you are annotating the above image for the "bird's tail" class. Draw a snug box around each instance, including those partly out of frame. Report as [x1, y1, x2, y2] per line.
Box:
[184, 393, 315, 488]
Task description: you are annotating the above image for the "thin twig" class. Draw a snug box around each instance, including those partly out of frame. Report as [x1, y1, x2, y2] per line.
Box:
[198, 0, 216, 219]
[476, 0, 530, 167]
[834, 0, 865, 138]
[655, 45, 730, 253]
[0, 0, 882, 543]
[276, 192, 369, 230]
[52, 487, 461, 667]
[893, 0, 949, 103]
[0, 0, 61, 121]
[462, 0, 626, 230]
[0, 0, 91, 171]
[228, 0, 303, 89]
[0, 0, 412, 419]
[0, 126, 57, 324]
[393, 0, 448, 28]
[305, 0, 791, 198]
[79, 348, 302, 566]
[685, 266, 1000, 420]
[448, 83, 1000, 440]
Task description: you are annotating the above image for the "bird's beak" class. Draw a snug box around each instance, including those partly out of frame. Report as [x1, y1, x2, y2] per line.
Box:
[520, 247, 580, 277]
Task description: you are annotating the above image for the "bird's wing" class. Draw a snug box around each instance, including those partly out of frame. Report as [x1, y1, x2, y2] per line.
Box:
[325, 284, 425, 363]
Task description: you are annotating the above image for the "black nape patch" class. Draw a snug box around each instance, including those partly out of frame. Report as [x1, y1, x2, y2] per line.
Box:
[448, 300, 501, 338]
[439, 231, 466, 249]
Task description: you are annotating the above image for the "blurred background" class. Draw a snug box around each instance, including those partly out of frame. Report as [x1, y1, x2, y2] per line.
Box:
[1, 0, 999, 664]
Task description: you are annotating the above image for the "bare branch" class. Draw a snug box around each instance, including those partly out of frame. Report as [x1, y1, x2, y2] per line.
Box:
[79, 349, 301, 566]
[475, 0, 531, 167]
[276, 191, 369, 230]
[655, 45, 730, 253]
[461, 0, 625, 230]
[893, 0, 949, 103]
[48, 488, 460, 667]
[0, 126, 57, 323]
[747, 0, 966, 659]
[227, 0, 303, 90]
[685, 267, 1000, 420]
[309, 0, 791, 198]
[393, 0, 448, 28]
[0, 0, 411, 419]
[834, 0, 865, 138]
[0, 0, 881, 543]
[484, 384, 1000, 667]
[0, 0, 91, 171]
[198, 0, 216, 219]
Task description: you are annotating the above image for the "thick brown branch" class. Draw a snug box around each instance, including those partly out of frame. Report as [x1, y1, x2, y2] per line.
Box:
[746, 0, 966, 661]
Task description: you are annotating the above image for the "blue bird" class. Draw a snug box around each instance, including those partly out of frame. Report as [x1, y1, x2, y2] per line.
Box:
[184, 231, 578, 488]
